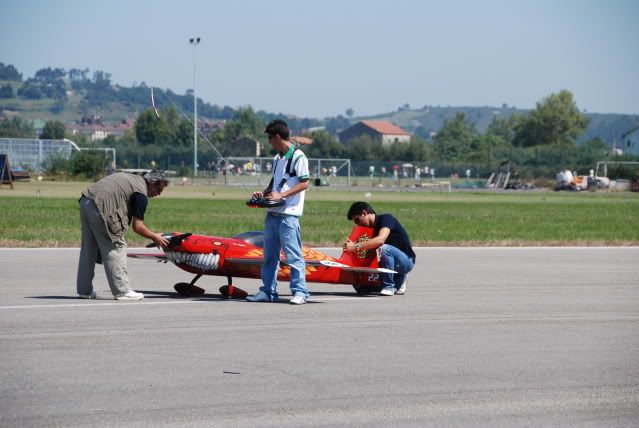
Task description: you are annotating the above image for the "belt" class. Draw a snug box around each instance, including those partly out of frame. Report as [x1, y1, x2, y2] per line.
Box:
[267, 211, 294, 218]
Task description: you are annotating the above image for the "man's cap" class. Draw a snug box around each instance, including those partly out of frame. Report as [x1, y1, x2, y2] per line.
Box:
[143, 170, 169, 184]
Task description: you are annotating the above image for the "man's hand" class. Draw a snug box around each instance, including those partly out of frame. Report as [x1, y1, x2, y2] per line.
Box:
[266, 191, 284, 201]
[343, 239, 355, 253]
[152, 232, 169, 248]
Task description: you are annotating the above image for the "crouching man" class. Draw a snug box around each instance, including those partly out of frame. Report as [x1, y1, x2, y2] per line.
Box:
[76, 171, 169, 300]
[343, 201, 416, 295]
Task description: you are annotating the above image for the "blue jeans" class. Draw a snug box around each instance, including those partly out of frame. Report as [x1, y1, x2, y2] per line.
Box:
[379, 244, 414, 289]
[260, 213, 309, 299]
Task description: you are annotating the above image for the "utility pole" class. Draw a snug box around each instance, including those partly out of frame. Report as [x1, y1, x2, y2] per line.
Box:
[189, 37, 201, 177]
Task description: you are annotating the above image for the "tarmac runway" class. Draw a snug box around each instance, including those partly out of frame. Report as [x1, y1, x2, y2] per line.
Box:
[1, 247, 638, 427]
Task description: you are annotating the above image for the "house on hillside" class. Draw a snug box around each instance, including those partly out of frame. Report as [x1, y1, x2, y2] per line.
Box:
[338, 120, 411, 146]
[65, 117, 134, 142]
[621, 125, 639, 155]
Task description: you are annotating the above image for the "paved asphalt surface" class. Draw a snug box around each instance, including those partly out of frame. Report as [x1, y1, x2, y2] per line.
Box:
[1, 247, 638, 427]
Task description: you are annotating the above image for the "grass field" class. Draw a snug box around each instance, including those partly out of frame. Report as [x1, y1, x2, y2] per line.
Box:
[1, 180, 638, 247]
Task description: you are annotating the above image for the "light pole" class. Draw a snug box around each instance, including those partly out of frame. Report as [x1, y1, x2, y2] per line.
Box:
[189, 36, 200, 177]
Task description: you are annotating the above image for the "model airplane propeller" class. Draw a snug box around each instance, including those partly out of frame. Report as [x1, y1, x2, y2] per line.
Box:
[128, 226, 394, 298]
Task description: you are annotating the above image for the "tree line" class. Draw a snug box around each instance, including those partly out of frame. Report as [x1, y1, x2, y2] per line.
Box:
[1, 58, 637, 179]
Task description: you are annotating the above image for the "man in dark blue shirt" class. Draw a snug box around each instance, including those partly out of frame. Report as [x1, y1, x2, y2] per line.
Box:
[343, 201, 415, 295]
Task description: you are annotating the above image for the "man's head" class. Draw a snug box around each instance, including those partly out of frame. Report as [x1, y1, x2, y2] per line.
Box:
[265, 119, 289, 140]
[347, 201, 376, 227]
[265, 120, 290, 151]
[143, 170, 169, 197]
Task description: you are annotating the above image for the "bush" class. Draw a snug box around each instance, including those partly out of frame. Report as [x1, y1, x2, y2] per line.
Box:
[68, 151, 110, 179]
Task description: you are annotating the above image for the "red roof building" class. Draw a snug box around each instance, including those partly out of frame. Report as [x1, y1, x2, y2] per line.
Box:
[338, 120, 411, 146]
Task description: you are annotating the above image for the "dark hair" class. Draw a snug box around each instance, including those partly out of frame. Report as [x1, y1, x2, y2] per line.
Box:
[347, 201, 375, 220]
[265, 119, 289, 140]
[143, 170, 169, 186]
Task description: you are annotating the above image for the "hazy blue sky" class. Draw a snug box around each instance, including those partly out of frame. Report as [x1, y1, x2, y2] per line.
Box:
[2, 0, 638, 118]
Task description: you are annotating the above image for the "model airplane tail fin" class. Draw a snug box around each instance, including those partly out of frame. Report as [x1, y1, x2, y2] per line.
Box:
[337, 226, 380, 269]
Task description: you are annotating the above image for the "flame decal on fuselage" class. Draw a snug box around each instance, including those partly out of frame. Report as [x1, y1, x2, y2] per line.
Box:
[164, 250, 220, 272]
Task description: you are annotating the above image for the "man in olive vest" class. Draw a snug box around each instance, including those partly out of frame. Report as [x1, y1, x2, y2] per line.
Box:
[76, 171, 169, 300]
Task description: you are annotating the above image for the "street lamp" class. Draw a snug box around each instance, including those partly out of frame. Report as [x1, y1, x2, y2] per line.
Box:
[189, 36, 201, 177]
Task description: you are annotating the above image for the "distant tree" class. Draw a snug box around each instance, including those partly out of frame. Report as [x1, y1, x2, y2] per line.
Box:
[0, 116, 35, 138]
[92, 70, 112, 90]
[34, 67, 66, 83]
[135, 109, 162, 145]
[345, 108, 354, 118]
[324, 115, 350, 135]
[513, 90, 589, 147]
[218, 106, 266, 143]
[0, 83, 15, 99]
[40, 120, 66, 139]
[0, 62, 22, 81]
[432, 112, 479, 162]
[302, 129, 345, 158]
[68, 67, 89, 81]
[17, 81, 43, 100]
[345, 134, 378, 161]
[485, 115, 515, 147]
[175, 120, 193, 147]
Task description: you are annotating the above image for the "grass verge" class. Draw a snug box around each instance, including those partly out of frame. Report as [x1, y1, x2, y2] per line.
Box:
[1, 181, 638, 247]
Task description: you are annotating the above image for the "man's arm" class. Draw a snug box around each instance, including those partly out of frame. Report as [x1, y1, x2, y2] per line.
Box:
[131, 217, 169, 248]
[266, 179, 309, 201]
[344, 227, 390, 253]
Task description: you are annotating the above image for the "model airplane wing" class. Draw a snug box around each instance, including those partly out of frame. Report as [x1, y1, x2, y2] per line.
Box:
[305, 259, 397, 274]
[128, 252, 168, 261]
[226, 257, 396, 274]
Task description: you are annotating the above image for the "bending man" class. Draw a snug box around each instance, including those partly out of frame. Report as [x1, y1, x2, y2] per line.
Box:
[76, 171, 169, 300]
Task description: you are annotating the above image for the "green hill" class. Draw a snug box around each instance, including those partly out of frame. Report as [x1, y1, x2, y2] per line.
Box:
[2, 62, 638, 147]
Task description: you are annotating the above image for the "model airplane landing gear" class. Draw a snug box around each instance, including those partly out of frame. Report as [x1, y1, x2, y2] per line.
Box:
[219, 276, 248, 299]
[352, 284, 383, 295]
[174, 274, 205, 297]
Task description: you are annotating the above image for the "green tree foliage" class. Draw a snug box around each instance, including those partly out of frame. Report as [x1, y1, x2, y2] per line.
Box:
[34, 67, 66, 83]
[208, 106, 267, 156]
[40, 120, 66, 139]
[433, 112, 480, 162]
[68, 151, 110, 179]
[135, 109, 162, 145]
[513, 90, 590, 147]
[0, 62, 22, 81]
[0, 83, 15, 99]
[17, 81, 43, 100]
[0, 116, 35, 138]
[135, 106, 192, 147]
[303, 130, 345, 158]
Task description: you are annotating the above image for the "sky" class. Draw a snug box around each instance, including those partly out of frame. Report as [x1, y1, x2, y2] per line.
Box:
[2, 0, 638, 118]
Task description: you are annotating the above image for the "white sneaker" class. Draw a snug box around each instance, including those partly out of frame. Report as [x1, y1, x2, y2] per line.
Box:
[380, 286, 396, 296]
[246, 290, 274, 302]
[290, 294, 307, 305]
[396, 277, 407, 295]
[115, 290, 144, 301]
[79, 291, 96, 299]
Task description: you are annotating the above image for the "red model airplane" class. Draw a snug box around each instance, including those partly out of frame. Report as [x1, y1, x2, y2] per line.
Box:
[128, 226, 392, 298]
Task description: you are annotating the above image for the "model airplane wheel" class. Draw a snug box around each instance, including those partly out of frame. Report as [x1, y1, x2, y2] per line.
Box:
[352, 284, 383, 295]
[174, 282, 205, 297]
[219, 285, 248, 299]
